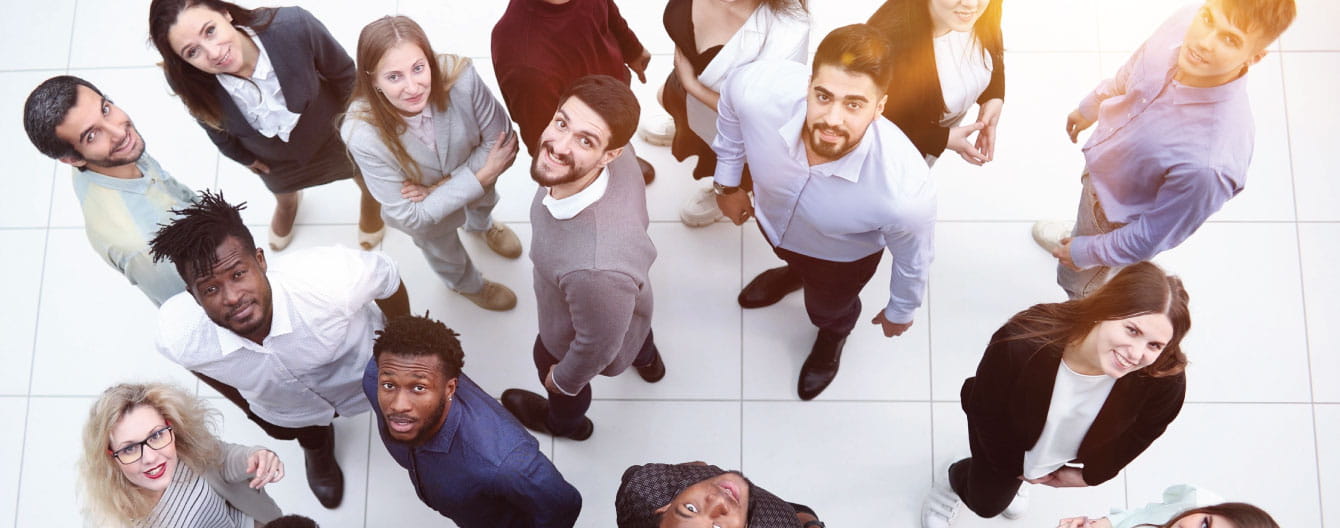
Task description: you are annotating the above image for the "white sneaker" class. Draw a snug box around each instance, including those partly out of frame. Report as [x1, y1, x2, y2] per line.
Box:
[1001, 484, 1030, 520]
[1031, 220, 1075, 254]
[921, 485, 964, 528]
[638, 114, 675, 146]
[679, 186, 723, 227]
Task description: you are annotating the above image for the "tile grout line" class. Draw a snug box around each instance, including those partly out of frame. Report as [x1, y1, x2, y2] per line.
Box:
[738, 222, 745, 472]
[926, 273, 936, 485]
[362, 413, 374, 528]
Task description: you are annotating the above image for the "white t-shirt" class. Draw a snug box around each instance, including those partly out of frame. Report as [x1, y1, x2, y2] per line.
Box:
[1022, 359, 1117, 479]
[933, 30, 994, 128]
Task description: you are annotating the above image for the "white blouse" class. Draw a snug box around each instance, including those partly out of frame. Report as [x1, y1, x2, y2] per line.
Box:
[1022, 359, 1116, 479]
[216, 27, 302, 142]
[933, 30, 994, 128]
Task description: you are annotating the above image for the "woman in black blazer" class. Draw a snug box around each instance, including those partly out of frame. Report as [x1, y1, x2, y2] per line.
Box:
[924, 262, 1192, 528]
[149, 0, 383, 251]
[868, 0, 1004, 165]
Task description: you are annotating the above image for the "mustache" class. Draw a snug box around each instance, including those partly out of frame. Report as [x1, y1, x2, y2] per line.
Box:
[541, 142, 572, 165]
[387, 413, 416, 423]
[811, 123, 848, 138]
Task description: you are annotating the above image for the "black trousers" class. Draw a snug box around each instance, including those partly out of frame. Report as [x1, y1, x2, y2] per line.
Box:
[759, 222, 884, 336]
[948, 456, 1021, 518]
[194, 371, 334, 450]
[532, 330, 658, 435]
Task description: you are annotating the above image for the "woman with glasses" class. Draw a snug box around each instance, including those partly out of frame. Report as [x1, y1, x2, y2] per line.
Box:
[79, 382, 285, 527]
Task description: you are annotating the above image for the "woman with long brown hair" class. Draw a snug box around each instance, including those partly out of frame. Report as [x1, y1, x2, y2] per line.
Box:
[867, 0, 1005, 166]
[148, 0, 384, 251]
[340, 15, 522, 312]
[923, 261, 1192, 527]
[1058, 484, 1280, 528]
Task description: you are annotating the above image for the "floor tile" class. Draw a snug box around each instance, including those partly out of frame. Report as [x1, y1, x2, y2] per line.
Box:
[1095, 0, 1182, 54]
[741, 224, 933, 401]
[1218, 54, 1298, 222]
[1280, 0, 1340, 51]
[29, 229, 199, 396]
[1283, 52, 1340, 221]
[15, 396, 94, 528]
[0, 230, 45, 396]
[1003, 0, 1100, 52]
[0, 398, 25, 527]
[1299, 223, 1340, 402]
[0, 0, 75, 71]
[743, 401, 932, 526]
[397, 0, 512, 59]
[1, 70, 62, 229]
[807, 0, 885, 54]
[1315, 404, 1340, 528]
[67, 0, 158, 69]
[1124, 402, 1322, 528]
[552, 400, 741, 527]
[1154, 222, 1311, 402]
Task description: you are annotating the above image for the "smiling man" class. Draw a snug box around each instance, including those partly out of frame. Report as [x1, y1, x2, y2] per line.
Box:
[711, 24, 936, 401]
[149, 190, 410, 509]
[615, 462, 825, 528]
[22, 75, 196, 306]
[1033, 0, 1297, 298]
[364, 314, 581, 527]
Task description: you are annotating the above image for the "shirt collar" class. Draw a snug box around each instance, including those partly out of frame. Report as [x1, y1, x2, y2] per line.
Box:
[72, 155, 159, 194]
[780, 110, 873, 183]
[216, 276, 294, 356]
[1165, 43, 1250, 106]
[542, 168, 610, 220]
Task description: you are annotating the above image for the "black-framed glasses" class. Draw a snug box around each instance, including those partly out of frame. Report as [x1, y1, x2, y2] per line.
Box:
[108, 424, 174, 464]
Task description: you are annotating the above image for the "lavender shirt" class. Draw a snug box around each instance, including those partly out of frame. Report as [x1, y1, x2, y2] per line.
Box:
[1069, 4, 1253, 269]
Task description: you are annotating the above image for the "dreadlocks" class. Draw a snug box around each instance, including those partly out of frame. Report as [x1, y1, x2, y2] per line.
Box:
[149, 189, 254, 282]
[373, 312, 465, 379]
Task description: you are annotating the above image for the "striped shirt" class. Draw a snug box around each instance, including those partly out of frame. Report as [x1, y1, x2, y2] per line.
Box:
[138, 459, 249, 528]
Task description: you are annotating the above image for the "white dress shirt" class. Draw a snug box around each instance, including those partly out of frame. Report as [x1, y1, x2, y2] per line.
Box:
[156, 246, 400, 428]
[713, 60, 936, 322]
[1022, 360, 1117, 479]
[217, 27, 302, 142]
[541, 168, 609, 220]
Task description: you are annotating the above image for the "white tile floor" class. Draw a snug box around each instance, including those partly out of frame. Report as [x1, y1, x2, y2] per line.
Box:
[1, 0, 1335, 527]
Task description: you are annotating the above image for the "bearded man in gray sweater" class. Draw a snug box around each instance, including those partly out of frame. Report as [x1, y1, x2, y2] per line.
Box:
[502, 75, 664, 441]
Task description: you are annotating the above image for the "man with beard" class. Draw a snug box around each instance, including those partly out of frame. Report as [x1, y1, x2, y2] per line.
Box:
[712, 24, 935, 401]
[500, 75, 664, 442]
[150, 191, 410, 509]
[22, 75, 196, 306]
[364, 314, 581, 526]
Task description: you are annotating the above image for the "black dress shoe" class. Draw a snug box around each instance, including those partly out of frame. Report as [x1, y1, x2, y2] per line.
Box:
[637, 156, 655, 185]
[303, 430, 345, 509]
[738, 266, 802, 308]
[634, 350, 666, 383]
[501, 388, 594, 441]
[798, 331, 847, 401]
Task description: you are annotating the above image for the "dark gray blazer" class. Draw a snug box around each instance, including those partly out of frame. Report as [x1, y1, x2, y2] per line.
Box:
[195, 6, 355, 166]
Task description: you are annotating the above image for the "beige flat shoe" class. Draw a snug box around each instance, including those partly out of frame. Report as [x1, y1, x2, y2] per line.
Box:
[269, 190, 302, 251]
[475, 222, 523, 259]
[457, 280, 517, 311]
[358, 224, 386, 250]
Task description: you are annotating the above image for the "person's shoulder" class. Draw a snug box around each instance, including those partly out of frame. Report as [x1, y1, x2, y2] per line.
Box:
[157, 292, 212, 354]
[725, 60, 807, 104]
[265, 6, 313, 28]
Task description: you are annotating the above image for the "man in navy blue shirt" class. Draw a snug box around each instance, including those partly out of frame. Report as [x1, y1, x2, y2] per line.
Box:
[363, 314, 582, 527]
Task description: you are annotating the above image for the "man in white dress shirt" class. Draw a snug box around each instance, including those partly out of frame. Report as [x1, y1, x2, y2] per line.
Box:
[713, 24, 936, 400]
[149, 191, 410, 509]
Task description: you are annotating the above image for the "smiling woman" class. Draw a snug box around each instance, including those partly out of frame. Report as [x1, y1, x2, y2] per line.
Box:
[78, 382, 284, 528]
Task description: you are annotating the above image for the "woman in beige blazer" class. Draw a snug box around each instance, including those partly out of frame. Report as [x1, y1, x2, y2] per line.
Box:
[341, 15, 522, 312]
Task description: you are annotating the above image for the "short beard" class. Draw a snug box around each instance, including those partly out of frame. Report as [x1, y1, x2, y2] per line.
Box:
[84, 128, 146, 169]
[391, 397, 447, 446]
[529, 142, 590, 187]
[805, 123, 854, 161]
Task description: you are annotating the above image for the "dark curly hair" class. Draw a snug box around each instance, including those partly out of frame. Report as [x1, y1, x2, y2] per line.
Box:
[148, 189, 254, 283]
[373, 313, 465, 379]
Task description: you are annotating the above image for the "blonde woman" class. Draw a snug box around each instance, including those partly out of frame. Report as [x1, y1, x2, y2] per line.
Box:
[341, 15, 521, 311]
[79, 383, 285, 527]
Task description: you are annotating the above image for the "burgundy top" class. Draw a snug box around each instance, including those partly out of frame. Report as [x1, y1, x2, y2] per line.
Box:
[491, 0, 647, 154]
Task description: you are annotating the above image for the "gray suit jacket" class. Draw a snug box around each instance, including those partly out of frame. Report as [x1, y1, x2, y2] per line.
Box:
[341, 56, 512, 239]
[194, 6, 355, 166]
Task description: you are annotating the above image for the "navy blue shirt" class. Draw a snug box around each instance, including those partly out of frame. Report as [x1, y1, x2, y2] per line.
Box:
[363, 361, 582, 527]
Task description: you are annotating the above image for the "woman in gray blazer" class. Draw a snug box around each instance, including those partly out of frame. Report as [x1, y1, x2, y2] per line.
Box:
[341, 15, 522, 312]
[79, 383, 285, 528]
[149, 0, 384, 252]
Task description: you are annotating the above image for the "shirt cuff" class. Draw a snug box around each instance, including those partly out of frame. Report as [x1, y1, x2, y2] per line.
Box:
[713, 160, 745, 188]
[1068, 236, 1103, 269]
[883, 304, 914, 326]
[1077, 93, 1101, 124]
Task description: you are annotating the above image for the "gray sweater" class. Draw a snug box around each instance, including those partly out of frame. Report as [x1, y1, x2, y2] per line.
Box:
[530, 150, 656, 393]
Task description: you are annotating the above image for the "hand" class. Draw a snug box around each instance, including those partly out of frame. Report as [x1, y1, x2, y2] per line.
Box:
[1052, 237, 1081, 271]
[1065, 109, 1095, 144]
[246, 449, 284, 489]
[871, 311, 913, 337]
[628, 49, 652, 84]
[543, 365, 562, 394]
[401, 180, 432, 202]
[1028, 466, 1088, 488]
[974, 98, 1003, 162]
[715, 190, 754, 225]
[247, 160, 271, 176]
[477, 129, 519, 187]
[947, 122, 987, 165]
[1057, 517, 1089, 528]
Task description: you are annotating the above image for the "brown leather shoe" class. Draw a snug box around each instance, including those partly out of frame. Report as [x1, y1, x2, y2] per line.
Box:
[458, 280, 517, 311]
[476, 222, 522, 259]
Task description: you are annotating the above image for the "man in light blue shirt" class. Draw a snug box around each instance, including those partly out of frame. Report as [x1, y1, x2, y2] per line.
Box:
[712, 25, 936, 401]
[23, 75, 195, 306]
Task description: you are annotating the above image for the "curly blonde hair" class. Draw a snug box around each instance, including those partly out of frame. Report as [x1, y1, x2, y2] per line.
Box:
[78, 382, 223, 526]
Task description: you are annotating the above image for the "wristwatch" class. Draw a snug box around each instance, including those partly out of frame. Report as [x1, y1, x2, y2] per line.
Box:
[712, 182, 741, 195]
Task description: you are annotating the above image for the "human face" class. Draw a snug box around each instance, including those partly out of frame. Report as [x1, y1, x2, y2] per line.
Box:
[187, 235, 273, 344]
[53, 85, 145, 171]
[1075, 313, 1175, 379]
[1176, 0, 1268, 88]
[373, 41, 433, 116]
[928, 0, 988, 35]
[108, 405, 177, 493]
[1173, 512, 1238, 528]
[167, 5, 252, 76]
[803, 65, 886, 165]
[375, 353, 456, 445]
[654, 472, 751, 528]
[530, 96, 621, 190]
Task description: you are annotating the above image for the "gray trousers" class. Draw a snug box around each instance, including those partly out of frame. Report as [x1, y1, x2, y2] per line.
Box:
[409, 187, 499, 295]
[1058, 174, 1127, 299]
